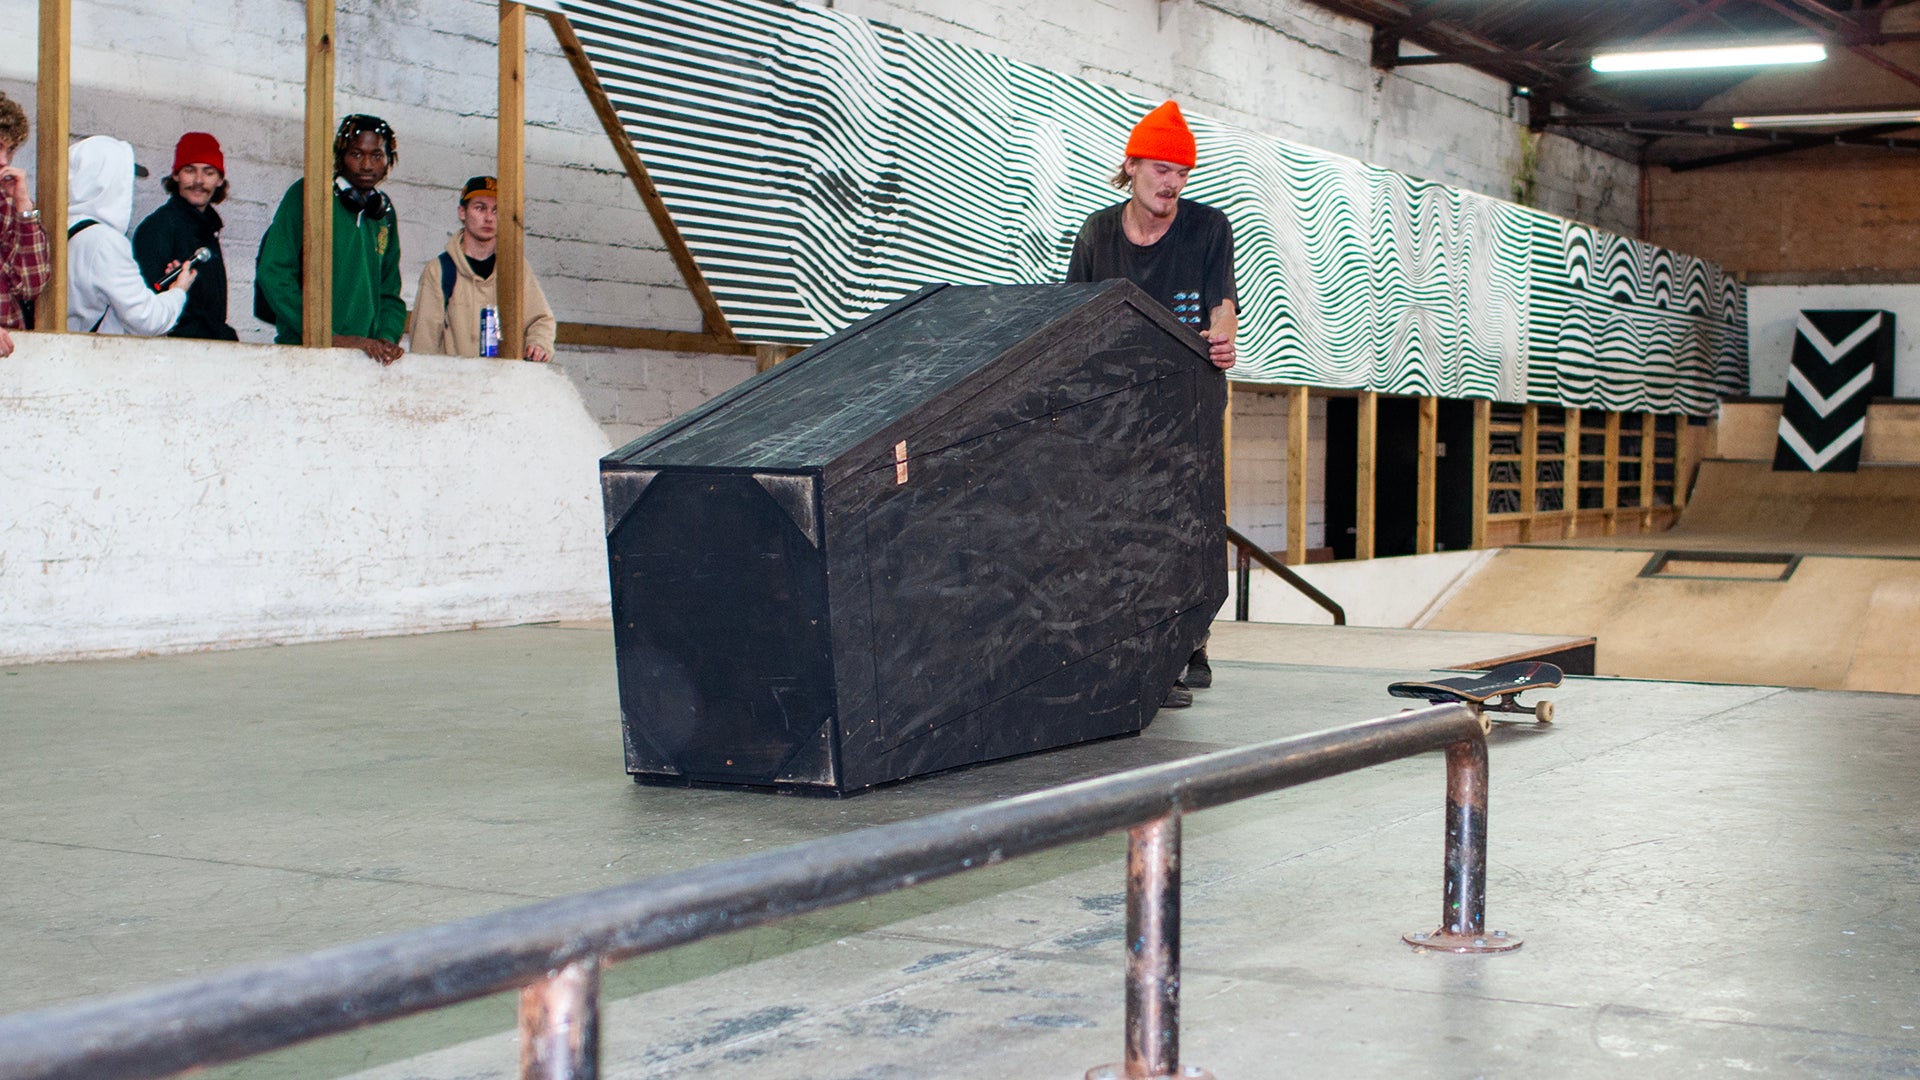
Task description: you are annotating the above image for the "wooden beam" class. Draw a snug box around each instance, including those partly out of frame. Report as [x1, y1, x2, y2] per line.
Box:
[753, 343, 795, 372]
[1355, 391, 1376, 561]
[554, 322, 755, 355]
[1416, 395, 1437, 555]
[498, 2, 527, 362]
[35, 0, 70, 332]
[544, 11, 736, 342]
[1471, 399, 1490, 550]
[1286, 385, 1308, 565]
[1674, 417, 1695, 512]
[1519, 404, 1538, 544]
[1563, 408, 1581, 539]
[1222, 381, 1235, 526]
[1639, 413, 1656, 531]
[303, 0, 335, 349]
[1602, 410, 1621, 537]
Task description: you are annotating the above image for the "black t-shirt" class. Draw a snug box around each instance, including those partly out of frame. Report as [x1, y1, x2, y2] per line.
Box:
[1064, 198, 1237, 333]
[466, 252, 497, 280]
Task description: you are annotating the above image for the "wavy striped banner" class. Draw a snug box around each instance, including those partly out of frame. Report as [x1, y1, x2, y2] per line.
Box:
[562, 0, 1746, 414]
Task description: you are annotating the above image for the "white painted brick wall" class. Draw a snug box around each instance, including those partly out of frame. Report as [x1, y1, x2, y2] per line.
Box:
[1229, 386, 1325, 556]
[0, 0, 747, 443]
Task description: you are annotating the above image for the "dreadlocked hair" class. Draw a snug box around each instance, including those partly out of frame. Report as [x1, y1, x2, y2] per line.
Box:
[333, 114, 398, 168]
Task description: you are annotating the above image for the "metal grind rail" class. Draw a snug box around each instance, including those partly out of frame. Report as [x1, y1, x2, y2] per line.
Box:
[1226, 525, 1346, 625]
[0, 704, 1518, 1080]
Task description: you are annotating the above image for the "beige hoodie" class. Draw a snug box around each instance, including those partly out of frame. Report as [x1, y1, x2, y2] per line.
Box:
[409, 231, 557, 358]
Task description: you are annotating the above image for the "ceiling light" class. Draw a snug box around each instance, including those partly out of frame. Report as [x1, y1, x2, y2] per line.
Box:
[1732, 109, 1920, 129]
[1590, 42, 1827, 73]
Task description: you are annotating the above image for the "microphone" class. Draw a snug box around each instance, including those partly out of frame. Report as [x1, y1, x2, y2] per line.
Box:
[155, 247, 211, 288]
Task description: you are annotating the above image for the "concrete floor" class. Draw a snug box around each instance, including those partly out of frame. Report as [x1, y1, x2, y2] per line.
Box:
[4, 624, 1919, 1078]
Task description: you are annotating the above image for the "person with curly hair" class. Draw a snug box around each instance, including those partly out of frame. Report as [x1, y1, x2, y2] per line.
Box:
[254, 114, 406, 364]
[0, 91, 52, 358]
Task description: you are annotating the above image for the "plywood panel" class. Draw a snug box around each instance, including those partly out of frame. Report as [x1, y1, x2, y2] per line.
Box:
[1663, 458, 1920, 556]
[1425, 545, 1920, 692]
[1718, 401, 1920, 464]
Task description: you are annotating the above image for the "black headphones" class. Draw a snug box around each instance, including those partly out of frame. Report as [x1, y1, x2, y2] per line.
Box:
[334, 175, 392, 219]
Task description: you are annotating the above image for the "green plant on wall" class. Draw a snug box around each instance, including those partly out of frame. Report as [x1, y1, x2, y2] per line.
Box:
[1513, 128, 1540, 207]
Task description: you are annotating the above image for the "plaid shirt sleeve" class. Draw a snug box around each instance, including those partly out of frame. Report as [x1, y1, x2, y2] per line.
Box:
[0, 202, 52, 330]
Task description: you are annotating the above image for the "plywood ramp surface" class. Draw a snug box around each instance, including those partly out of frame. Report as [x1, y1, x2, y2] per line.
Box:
[1533, 459, 1920, 557]
[1205, 621, 1591, 672]
[1424, 546, 1920, 692]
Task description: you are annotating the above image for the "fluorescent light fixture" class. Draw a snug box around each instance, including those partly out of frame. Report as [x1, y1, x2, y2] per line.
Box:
[1732, 109, 1920, 129]
[1591, 42, 1827, 73]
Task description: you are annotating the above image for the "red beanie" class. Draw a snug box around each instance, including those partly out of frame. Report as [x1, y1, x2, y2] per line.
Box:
[1125, 101, 1196, 168]
[172, 132, 224, 175]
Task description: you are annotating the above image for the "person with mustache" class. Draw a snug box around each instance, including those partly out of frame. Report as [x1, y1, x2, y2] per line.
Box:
[134, 132, 239, 341]
[0, 91, 51, 359]
[1065, 99, 1239, 709]
[254, 114, 406, 365]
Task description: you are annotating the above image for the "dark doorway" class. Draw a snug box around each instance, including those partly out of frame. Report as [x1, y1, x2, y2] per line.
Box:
[1325, 397, 1357, 560]
[1374, 397, 1420, 558]
[1436, 399, 1478, 552]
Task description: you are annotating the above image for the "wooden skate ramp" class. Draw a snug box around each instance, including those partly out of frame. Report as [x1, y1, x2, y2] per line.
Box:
[1540, 459, 1920, 558]
[1424, 546, 1920, 692]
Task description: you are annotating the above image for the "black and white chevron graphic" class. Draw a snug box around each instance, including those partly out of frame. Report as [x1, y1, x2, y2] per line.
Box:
[1773, 310, 1895, 472]
[558, 0, 1746, 413]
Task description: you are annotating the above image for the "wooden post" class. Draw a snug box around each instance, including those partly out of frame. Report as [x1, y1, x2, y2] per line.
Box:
[1601, 410, 1621, 537]
[1674, 416, 1694, 512]
[1638, 413, 1656, 531]
[1563, 408, 1581, 539]
[1355, 391, 1376, 561]
[498, 1, 527, 362]
[1286, 385, 1308, 565]
[1222, 381, 1235, 526]
[1519, 404, 1539, 543]
[303, 0, 335, 349]
[1415, 396, 1437, 554]
[1470, 399, 1489, 550]
[35, 0, 70, 332]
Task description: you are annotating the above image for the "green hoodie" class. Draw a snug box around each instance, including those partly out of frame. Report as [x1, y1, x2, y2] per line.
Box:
[256, 178, 406, 345]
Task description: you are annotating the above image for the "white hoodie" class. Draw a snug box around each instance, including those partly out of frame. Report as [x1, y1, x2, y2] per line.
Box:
[66, 136, 188, 336]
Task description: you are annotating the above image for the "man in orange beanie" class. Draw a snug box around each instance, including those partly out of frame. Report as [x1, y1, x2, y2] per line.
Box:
[1066, 99, 1238, 708]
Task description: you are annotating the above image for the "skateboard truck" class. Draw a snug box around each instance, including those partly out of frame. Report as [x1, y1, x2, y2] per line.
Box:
[1387, 661, 1562, 727]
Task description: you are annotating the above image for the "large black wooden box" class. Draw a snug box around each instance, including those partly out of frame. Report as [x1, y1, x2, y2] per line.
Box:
[600, 281, 1226, 794]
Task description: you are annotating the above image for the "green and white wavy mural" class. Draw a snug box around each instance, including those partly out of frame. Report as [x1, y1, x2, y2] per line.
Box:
[563, 0, 1746, 415]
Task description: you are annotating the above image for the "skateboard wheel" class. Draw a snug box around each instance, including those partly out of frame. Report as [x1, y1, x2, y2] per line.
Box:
[1535, 700, 1554, 724]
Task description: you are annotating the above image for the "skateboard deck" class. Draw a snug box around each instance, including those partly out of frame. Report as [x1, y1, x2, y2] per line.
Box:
[1388, 660, 1562, 724]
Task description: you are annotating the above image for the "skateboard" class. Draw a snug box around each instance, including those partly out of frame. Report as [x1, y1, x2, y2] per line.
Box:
[1388, 660, 1561, 724]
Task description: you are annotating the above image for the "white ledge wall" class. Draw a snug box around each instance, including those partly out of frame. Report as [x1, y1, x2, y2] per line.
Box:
[0, 334, 612, 664]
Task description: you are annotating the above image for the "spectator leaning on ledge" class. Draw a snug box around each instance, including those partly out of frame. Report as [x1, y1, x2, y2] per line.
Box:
[134, 132, 239, 342]
[409, 175, 556, 362]
[66, 136, 194, 337]
[0, 91, 51, 359]
[255, 114, 406, 365]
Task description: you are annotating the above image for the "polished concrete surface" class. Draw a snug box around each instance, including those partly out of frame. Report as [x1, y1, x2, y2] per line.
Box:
[4, 624, 1918, 1078]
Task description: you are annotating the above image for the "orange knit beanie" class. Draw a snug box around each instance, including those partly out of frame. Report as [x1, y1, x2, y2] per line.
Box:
[1125, 101, 1196, 168]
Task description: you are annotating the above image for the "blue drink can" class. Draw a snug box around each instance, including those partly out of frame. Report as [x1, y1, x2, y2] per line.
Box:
[480, 305, 501, 358]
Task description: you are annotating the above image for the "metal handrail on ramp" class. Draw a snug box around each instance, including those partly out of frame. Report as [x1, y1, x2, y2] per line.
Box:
[1227, 525, 1348, 625]
[0, 705, 1515, 1080]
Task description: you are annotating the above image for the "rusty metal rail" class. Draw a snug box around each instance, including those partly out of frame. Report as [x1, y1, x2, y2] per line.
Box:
[1227, 524, 1346, 625]
[0, 704, 1513, 1080]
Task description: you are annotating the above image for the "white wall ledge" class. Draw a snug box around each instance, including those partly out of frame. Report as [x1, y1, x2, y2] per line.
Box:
[1, 333, 612, 664]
